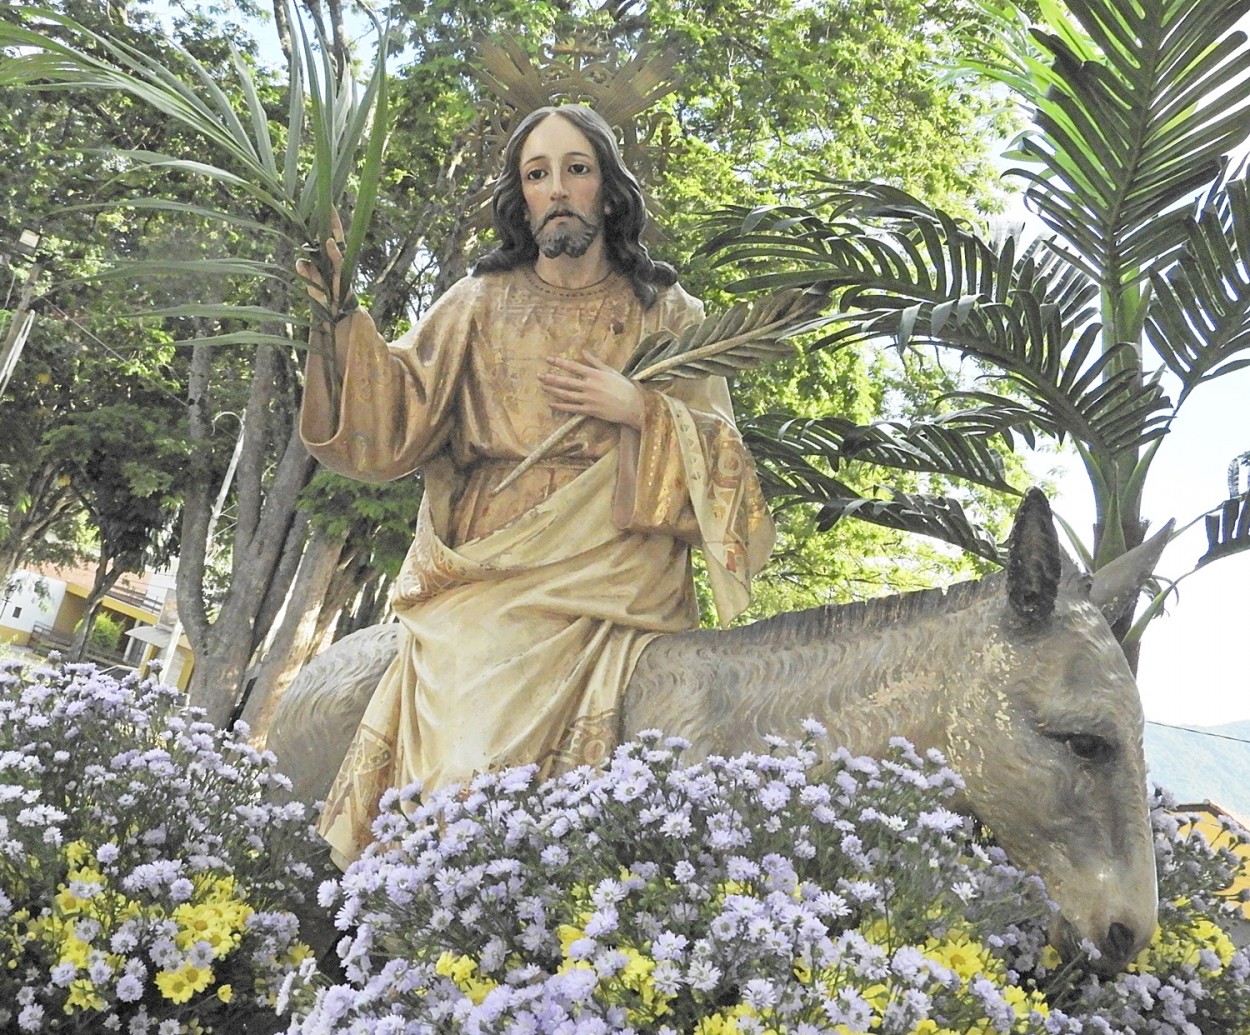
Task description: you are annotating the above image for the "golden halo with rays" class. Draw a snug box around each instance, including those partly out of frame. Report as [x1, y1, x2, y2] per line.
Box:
[463, 32, 686, 236]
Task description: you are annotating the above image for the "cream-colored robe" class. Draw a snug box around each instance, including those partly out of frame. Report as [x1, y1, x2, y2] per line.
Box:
[300, 265, 774, 866]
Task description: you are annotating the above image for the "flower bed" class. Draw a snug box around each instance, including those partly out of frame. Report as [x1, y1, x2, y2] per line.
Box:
[0, 659, 326, 1033]
[4, 661, 1248, 1034]
[299, 729, 1250, 1035]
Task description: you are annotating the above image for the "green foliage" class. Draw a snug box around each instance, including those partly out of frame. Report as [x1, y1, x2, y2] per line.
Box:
[1, 0, 1028, 652]
[300, 469, 422, 581]
[82, 610, 123, 652]
[0, 2, 393, 346]
[706, 0, 1250, 645]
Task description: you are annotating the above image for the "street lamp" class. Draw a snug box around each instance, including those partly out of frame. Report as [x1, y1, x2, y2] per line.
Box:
[15, 228, 41, 259]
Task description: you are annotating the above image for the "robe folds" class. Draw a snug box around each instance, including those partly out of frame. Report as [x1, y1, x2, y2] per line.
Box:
[300, 265, 774, 867]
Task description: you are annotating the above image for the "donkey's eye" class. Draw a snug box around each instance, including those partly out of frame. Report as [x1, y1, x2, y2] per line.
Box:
[1052, 733, 1116, 763]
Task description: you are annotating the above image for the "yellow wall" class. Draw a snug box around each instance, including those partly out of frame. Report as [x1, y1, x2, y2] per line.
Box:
[1178, 807, 1250, 921]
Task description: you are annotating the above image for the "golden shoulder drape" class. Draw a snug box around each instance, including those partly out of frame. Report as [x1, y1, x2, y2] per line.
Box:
[300, 268, 773, 867]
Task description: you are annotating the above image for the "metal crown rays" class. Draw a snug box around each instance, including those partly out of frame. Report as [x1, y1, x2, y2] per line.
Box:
[465, 32, 686, 231]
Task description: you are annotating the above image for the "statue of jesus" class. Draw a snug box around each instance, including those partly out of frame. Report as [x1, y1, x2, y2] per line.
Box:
[299, 104, 775, 868]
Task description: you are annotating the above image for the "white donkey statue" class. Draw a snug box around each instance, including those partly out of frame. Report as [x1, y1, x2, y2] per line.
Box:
[269, 489, 1171, 975]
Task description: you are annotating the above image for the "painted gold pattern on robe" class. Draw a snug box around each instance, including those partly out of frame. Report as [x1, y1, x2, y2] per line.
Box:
[302, 267, 775, 866]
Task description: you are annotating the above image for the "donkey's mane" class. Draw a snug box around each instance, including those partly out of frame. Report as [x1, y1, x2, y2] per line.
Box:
[724, 570, 1007, 648]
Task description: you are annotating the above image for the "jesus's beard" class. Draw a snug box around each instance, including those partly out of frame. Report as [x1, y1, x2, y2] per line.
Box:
[531, 209, 602, 259]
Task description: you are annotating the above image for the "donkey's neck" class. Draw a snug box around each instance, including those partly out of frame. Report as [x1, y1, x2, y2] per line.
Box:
[625, 576, 1003, 762]
[801, 603, 993, 758]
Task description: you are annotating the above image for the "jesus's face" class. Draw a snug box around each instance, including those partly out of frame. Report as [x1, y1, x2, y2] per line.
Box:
[519, 113, 605, 260]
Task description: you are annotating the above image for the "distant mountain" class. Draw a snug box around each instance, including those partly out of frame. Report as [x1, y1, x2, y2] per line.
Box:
[1145, 719, 1250, 819]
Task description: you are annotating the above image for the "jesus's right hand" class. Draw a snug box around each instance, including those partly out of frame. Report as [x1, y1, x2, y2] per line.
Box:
[296, 209, 354, 321]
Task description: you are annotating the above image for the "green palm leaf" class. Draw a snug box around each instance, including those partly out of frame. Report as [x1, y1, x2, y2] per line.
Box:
[61, 198, 287, 240]
[743, 433, 1003, 562]
[710, 184, 1170, 456]
[624, 288, 831, 381]
[1147, 175, 1250, 403]
[742, 407, 1026, 495]
[0, 4, 391, 347]
[969, 0, 1250, 284]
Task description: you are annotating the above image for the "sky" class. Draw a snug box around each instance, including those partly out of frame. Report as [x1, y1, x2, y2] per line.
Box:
[1045, 371, 1250, 729]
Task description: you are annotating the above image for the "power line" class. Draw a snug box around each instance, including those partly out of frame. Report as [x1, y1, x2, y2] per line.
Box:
[1146, 719, 1250, 747]
[43, 300, 189, 409]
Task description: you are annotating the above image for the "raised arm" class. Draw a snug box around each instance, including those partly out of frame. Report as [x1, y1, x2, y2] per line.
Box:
[297, 240, 476, 483]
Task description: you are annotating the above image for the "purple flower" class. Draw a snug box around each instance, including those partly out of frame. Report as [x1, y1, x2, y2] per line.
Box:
[687, 958, 722, 992]
[50, 962, 77, 987]
[115, 974, 144, 1002]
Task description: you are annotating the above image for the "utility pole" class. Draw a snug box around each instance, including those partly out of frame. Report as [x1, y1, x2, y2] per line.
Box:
[0, 262, 42, 398]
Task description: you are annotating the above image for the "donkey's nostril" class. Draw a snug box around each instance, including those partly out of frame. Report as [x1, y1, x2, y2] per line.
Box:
[1105, 922, 1137, 963]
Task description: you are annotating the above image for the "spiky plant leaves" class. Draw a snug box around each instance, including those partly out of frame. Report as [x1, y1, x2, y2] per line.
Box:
[625, 288, 831, 382]
[969, 0, 1250, 287]
[746, 431, 1004, 563]
[1148, 175, 1250, 404]
[742, 408, 1025, 495]
[0, 4, 391, 347]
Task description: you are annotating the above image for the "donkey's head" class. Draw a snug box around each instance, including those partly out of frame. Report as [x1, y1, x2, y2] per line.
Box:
[943, 489, 1168, 975]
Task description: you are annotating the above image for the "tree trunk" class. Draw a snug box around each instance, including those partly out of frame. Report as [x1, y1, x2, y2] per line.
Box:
[179, 335, 318, 727]
[0, 475, 78, 592]
[239, 521, 348, 743]
[69, 555, 125, 661]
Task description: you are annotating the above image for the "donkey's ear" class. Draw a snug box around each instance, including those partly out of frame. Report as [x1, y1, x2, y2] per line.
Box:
[1006, 488, 1062, 623]
[1088, 520, 1174, 624]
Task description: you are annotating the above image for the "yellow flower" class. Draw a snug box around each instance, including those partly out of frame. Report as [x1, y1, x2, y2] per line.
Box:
[286, 941, 315, 966]
[58, 933, 92, 969]
[924, 928, 1000, 983]
[53, 886, 86, 917]
[156, 963, 214, 1004]
[435, 951, 477, 985]
[173, 897, 251, 958]
[618, 947, 655, 990]
[64, 978, 105, 1014]
[1131, 915, 1236, 975]
[1004, 983, 1049, 1021]
[463, 974, 498, 1005]
[862, 981, 890, 1015]
[65, 841, 91, 867]
[434, 951, 497, 1004]
[217, 984, 234, 1003]
[556, 924, 585, 956]
[909, 1023, 964, 1035]
[861, 917, 893, 947]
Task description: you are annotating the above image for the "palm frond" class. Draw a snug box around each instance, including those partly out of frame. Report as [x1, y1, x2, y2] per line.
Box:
[62, 198, 287, 239]
[748, 435, 1004, 562]
[129, 304, 297, 324]
[741, 407, 1026, 494]
[59, 258, 289, 285]
[969, 0, 1250, 282]
[164, 332, 300, 349]
[0, 5, 391, 341]
[625, 288, 831, 381]
[489, 289, 832, 495]
[1147, 176, 1250, 403]
[708, 184, 1171, 456]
